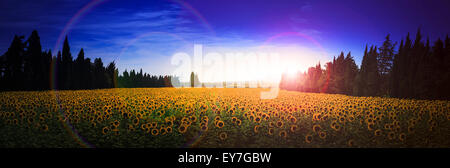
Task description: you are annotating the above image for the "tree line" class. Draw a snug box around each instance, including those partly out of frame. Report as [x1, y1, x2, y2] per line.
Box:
[2, 29, 449, 100]
[117, 69, 177, 88]
[0, 30, 175, 91]
[280, 29, 450, 100]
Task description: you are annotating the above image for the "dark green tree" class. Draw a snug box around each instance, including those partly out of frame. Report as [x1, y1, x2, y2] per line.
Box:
[61, 36, 73, 89]
[3, 35, 25, 90]
[378, 34, 396, 96]
[74, 48, 85, 89]
[24, 30, 43, 90]
[343, 52, 358, 95]
[106, 61, 117, 88]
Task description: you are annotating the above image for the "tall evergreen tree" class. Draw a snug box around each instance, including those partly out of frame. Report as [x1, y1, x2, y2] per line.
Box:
[55, 51, 62, 89]
[93, 58, 105, 89]
[106, 61, 117, 88]
[355, 45, 369, 96]
[74, 48, 85, 89]
[399, 33, 412, 98]
[365, 46, 380, 96]
[431, 38, 445, 99]
[378, 34, 396, 96]
[390, 39, 403, 97]
[3, 35, 25, 90]
[24, 30, 43, 90]
[61, 36, 73, 89]
[343, 52, 358, 95]
[444, 35, 450, 99]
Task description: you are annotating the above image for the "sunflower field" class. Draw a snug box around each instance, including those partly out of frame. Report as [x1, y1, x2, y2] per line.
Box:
[0, 88, 449, 148]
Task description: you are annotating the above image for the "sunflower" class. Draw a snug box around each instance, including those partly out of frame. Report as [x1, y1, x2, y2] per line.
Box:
[236, 119, 242, 126]
[113, 120, 120, 127]
[166, 120, 174, 127]
[339, 117, 345, 123]
[249, 115, 255, 122]
[384, 123, 390, 130]
[136, 113, 143, 119]
[214, 116, 221, 122]
[289, 116, 297, 123]
[279, 130, 287, 138]
[144, 127, 151, 133]
[201, 125, 208, 132]
[166, 126, 173, 133]
[151, 128, 159, 136]
[141, 123, 148, 130]
[254, 116, 262, 123]
[348, 115, 355, 122]
[216, 120, 225, 128]
[276, 120, 284, 128]
[102, 126, 110, 135]
[178, 125, 188, 134]
[219, 132, 227, 141]
[367, 123, 375, 131]
[305, 134, 313, 143]
[151, 122, 158, 128]
[231, 117, 237, 123]
[319, 131, 327, 139]
[269, 122, 274, 128]
[160, 127, 167, 135]
[290, 125, 297, 133]
[268, 128, 274, 135]
[332, 124, 341, 131]
[322, 114, 329, 121]
[123, 112, 131, 118]
[254, 125, 260, 133]
[190, 115, 197, 122]
[132, 118, 139, 126]
[202, 116, 209, 122]
[374, 129, 382, 136]
[313, 124, 321, 133]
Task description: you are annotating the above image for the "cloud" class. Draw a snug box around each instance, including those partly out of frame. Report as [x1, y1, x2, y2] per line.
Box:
[132, 10, 177, 19]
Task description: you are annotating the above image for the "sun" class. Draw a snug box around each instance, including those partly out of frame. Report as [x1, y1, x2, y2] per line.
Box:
[285, 66, 299, 77]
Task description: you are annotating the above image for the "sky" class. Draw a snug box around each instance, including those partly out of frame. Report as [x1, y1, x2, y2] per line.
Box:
[1, 0, 449, 82]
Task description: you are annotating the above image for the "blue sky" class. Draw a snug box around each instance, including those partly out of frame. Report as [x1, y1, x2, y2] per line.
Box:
[1, 0, 449, 76]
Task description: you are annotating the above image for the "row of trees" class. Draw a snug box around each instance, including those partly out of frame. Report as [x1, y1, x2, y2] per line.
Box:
[0, 30, 118, 91]
[280, 29, 450, 100]
[280, 51, 358, 95]
[391, 31, 450, 100]
[2, 29, 449, 100]
[0, 30, 176, 91]
[117, 69, 176, 88]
